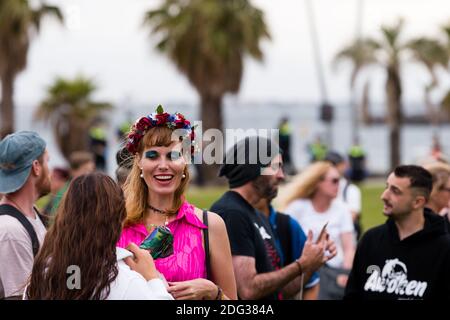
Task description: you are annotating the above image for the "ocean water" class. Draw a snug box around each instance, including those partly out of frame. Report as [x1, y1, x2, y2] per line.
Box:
[16, 101, 450, 177]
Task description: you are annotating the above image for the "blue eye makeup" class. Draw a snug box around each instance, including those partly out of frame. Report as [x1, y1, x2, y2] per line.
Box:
[168, 151, 182, 161]
[145, 150, 159, 159]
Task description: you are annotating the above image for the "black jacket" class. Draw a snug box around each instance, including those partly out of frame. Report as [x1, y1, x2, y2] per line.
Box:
[345, 208, 450, 300]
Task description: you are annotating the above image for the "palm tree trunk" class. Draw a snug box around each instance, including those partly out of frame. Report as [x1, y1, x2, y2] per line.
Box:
[424, 86, 440, 135]
[360, 80, 371, 125]
[198, 92, 224, 185]
[68, 120, 90, 157]
[386, 65, 402, 171]
[55, 117, 90, 161]
[0, 70, 15, 138]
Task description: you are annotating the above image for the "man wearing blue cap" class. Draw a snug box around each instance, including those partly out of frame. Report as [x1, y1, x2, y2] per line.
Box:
[0, 131, 51, 299]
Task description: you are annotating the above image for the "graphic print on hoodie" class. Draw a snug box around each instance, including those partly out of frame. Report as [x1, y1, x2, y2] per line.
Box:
[345, 209, 450, 300]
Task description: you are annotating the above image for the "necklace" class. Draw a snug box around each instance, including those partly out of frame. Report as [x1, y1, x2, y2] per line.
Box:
[148, 204, 169, 215]
[147, 215, 169, 229]
[146, 210, 170, 232]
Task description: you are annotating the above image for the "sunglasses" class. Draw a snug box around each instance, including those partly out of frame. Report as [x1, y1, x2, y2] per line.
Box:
[322, 177, 340, 184]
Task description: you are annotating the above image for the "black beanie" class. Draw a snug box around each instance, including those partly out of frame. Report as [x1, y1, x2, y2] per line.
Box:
[219, 136, 281, 188]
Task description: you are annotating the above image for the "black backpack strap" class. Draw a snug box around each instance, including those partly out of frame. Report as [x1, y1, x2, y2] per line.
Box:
[34, 206, 49, 228]
[202, 210, 212, 280]
[275, 212, 293, 265]
[0, 204, 40, 257]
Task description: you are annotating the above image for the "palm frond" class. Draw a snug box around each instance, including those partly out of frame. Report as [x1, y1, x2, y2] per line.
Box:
[142, 0, 270, 96]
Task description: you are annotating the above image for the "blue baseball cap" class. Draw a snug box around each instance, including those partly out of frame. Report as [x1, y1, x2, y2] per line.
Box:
[0, 131, 46, 194]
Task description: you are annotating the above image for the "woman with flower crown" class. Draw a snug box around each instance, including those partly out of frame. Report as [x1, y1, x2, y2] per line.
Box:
[117, 105, 237, 300]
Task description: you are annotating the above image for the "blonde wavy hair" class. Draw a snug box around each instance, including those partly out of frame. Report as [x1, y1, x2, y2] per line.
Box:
[123, 126, 190, 227]
[277, 161, 333, 211]
[423, 162, 450, 200]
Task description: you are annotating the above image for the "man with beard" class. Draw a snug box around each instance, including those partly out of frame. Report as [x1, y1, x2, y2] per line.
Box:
[345, 165, 450, 300]
[0, 131, 51, 299]
[253, 197, 321, 300]
[211, 136, 336, 300]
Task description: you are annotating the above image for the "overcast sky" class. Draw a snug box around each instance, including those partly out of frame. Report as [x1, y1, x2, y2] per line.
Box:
[16, 0, 450, 108]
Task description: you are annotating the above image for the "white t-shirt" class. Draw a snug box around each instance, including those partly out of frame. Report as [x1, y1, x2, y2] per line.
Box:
[0, 213, 47, 298]
[22, 247, 174, 300]
[284, 199, 354, 268]
[338, 178, 362, 214]
[107, 247, 174, 300]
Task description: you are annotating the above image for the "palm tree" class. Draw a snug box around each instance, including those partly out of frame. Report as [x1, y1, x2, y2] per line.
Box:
[370, 20, 409, 170]
[334, 38, 377, 136]
[0, 0, 63, 138]
[336, 19, 412, 170]
[442, 22, 450, 58]
[440, 91, 450, 115]
[143, 0, 270, 183]
[34, 76, 112, 161]
[407, 37, 448, 128]
[438, 22, 450, 119]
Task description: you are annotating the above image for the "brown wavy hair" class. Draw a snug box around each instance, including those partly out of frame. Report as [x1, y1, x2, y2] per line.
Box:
[124, 126, 190, 227]
[26, 173, 126, 300]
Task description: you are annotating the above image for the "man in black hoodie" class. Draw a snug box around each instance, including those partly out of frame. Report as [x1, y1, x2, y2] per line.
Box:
[345, 165, 450, 300]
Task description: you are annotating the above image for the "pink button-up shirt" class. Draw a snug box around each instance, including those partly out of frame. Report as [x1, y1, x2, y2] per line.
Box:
[117, 201, 207, 282]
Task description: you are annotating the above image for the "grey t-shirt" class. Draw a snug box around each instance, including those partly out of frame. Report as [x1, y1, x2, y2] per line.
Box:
[0, 214, 47, 298]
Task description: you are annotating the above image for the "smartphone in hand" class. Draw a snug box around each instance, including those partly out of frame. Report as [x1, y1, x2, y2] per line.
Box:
[316, 222, 329, 243]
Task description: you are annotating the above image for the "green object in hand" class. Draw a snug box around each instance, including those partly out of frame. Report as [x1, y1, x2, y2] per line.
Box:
[139, 226, 174, 259]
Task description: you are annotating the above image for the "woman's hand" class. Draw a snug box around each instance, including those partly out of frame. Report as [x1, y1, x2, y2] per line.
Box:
[124, 243, 158, 281]
[167, 279, 218, 300]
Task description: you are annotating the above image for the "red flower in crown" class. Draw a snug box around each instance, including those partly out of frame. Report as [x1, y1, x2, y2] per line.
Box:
[135, 117, 152, 132]
[155, 112, 170, 125]
[125, 105, 196, 156]
[175, 114, 186, 128]
[127, 132, 143, 154]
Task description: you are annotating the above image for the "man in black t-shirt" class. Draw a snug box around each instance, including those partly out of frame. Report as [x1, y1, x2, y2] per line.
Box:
[211, 136, 337, 300]
[212, 191, 283, 299]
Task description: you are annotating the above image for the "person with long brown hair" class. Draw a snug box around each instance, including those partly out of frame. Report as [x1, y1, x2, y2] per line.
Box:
[117, 106, 237, 300]
[25, 173, 173, 299]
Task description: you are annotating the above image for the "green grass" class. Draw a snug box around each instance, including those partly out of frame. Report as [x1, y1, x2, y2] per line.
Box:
[186, 183, 387, 235]
[359, 183, 386, 233]
[186, 186, 227, 210]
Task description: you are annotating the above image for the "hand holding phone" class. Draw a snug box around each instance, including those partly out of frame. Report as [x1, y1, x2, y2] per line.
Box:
[316, 222, 329, 244]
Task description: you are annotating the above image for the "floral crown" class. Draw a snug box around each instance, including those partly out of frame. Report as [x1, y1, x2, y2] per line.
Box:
[126, 105, 196, 155]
